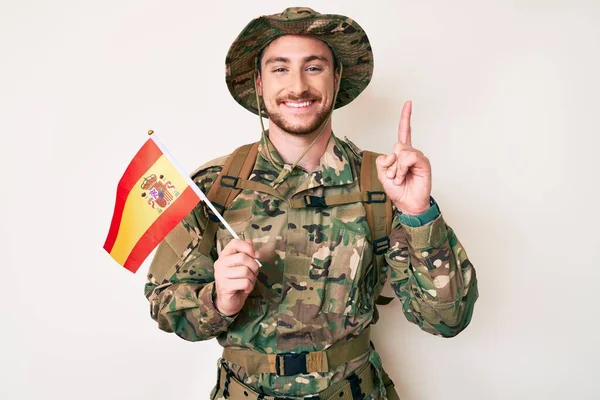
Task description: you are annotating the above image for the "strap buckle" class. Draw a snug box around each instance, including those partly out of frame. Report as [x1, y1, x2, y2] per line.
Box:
[303, 195, 327, 208]
[220, 175, 239, 189]
[207, 202, 225, 222]
[366, 191, 386, 204]
[275, 352, 308, 376]
[373, 237, 390, 255]
[346, 372, 365, 400]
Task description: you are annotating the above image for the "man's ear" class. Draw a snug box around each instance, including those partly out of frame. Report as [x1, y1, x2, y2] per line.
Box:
[256, 73, 263, 96]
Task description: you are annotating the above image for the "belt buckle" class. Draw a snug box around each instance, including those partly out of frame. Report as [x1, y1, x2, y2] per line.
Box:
[275, 352, 308, 376]
[273, 396, 319, 400]
[303, 195, 327, 208]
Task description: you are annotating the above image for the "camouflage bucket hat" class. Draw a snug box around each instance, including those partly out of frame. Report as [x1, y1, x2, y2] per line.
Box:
[225, 7, 373, 116]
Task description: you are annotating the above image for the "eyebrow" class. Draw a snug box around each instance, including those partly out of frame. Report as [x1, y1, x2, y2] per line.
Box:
[264, 55, 331, 66]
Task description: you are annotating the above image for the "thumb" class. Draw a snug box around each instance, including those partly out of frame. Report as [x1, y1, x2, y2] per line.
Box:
[376, 153, 396, 180]
[245, 239, 260, 259]
[376, 153, 396, 169]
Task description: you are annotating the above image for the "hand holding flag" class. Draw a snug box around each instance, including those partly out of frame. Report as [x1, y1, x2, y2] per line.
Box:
[103, 130, 261, 273]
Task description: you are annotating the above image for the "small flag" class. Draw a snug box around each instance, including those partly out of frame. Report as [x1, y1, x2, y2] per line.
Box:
[103, 131, 202, 273]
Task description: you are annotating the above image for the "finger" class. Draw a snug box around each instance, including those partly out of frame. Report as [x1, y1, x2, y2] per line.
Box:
[216, 253, 260, 275]
[386, 143, 410, 180]
[221, 238, 260, 259]
[387, 161, 397, 179]
[245, 239, 261, 260]
[395, 150, 419, 184]
[376, 153, 396, 169]
[224, 265, 258, 281]
[222, 278, 255, 294]
[376, 153, 397, 182]
[223, 265, 256, 280]
[397, 100, 412, 146]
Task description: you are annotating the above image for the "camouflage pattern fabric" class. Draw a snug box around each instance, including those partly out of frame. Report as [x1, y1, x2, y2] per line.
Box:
[225, 7, 373, 116]
[144, 133, 479, 398]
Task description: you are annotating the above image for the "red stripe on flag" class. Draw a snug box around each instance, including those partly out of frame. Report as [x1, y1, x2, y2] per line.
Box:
[123, 186, 200, 273]
[103, 138, 163, 253]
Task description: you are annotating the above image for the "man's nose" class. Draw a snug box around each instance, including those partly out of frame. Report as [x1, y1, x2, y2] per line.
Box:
[288, 71, 309, 96]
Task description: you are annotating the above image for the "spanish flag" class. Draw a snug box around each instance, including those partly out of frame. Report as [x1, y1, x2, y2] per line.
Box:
[103, 131, 202, 273]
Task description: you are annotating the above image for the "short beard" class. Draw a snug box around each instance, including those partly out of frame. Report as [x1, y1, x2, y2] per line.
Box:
[266, 100, 331, 136]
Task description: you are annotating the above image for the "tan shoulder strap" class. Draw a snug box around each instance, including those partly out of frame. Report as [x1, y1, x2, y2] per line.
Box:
[288, 191, 385, 209]
[197, 142, 259, 256]
[360, 151, 394, 308]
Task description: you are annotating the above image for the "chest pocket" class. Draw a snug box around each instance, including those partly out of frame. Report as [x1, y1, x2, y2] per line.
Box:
[325, 229, 367, 316]
[307, 221, 370, 317]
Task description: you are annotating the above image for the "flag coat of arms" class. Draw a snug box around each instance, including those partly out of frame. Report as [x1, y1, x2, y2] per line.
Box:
[103, 132, 202, 273]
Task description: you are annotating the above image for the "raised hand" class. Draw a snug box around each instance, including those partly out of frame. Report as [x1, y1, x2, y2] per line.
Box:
[375, 101, 432, 215]
[214, 239, 260, 317]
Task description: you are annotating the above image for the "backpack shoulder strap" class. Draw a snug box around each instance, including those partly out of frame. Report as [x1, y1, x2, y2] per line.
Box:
[360, 150, 394, 307]
[197, 142, 259, 256]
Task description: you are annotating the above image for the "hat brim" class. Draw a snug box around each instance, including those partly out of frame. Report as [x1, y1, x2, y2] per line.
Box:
[225, 12, 373, 116]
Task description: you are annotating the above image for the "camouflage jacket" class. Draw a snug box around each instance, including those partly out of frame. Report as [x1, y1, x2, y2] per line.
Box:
[144, 133, 479, 398]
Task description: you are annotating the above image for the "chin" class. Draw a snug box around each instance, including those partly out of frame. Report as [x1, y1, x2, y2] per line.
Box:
[281, 120, 323, 136]
[266, 104, 330, 136]
[286, 129, 317, 136]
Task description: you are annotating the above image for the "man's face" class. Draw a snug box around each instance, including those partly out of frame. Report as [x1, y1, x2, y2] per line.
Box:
[257, 35, 338, 136]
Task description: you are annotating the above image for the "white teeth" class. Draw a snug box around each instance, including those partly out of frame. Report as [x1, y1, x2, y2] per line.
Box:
[285, 101, 312, 108]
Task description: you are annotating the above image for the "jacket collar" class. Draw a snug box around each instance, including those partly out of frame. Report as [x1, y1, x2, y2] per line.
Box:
[257, 131, 355, 189]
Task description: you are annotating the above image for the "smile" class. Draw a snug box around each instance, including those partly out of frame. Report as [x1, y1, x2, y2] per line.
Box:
[283, 101, 314, 108]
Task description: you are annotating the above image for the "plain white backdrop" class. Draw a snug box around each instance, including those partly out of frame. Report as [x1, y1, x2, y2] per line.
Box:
[1, 1, 599, 399]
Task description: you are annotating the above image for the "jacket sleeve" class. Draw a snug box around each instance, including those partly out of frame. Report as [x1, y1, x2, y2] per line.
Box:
[385, 206, 479, 338]
[143, 165, 236, 342]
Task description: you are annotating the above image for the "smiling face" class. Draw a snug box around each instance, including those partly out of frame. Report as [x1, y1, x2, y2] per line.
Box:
[256, 35, 338, 136]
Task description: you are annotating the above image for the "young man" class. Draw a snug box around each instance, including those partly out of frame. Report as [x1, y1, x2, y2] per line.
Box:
[144, 7, 478, 400]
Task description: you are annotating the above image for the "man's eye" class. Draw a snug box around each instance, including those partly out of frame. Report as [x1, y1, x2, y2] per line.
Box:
[273, 68, 287, 73]
[307, 66, 322, 72]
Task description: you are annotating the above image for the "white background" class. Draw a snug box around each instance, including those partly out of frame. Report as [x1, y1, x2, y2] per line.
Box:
[1, 1, 599, 399]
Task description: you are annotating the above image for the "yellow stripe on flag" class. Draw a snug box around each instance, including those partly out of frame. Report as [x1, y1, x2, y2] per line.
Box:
[109, 155, 190, 265]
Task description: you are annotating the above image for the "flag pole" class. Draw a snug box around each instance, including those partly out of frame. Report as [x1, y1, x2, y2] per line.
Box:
[147, 130, 262, 267]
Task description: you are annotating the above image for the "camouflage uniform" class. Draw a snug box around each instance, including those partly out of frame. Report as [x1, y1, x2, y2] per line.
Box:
[144, 132, 479, 398]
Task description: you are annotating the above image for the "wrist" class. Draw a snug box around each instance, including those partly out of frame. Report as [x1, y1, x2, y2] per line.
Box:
[212, 288, 238, 317]
[398, 205, 429, 215]
[397, 201, 430, 215]
[395, 196, 436, 215]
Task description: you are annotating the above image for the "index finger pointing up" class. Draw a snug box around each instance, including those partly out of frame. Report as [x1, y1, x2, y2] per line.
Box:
[398, 100, 412, 146]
